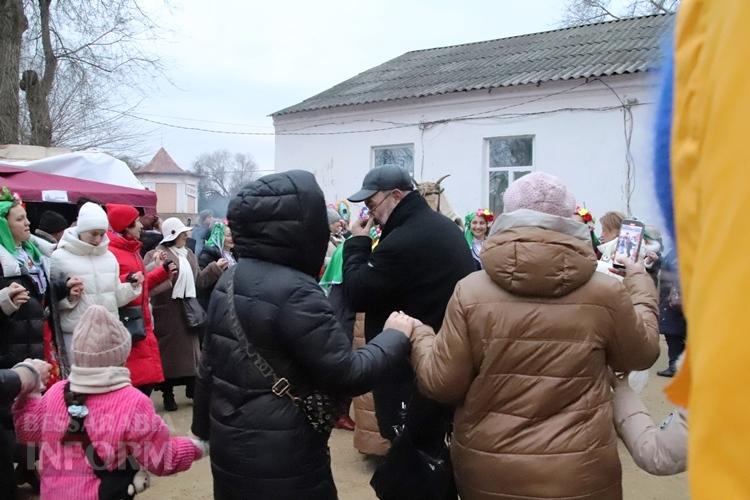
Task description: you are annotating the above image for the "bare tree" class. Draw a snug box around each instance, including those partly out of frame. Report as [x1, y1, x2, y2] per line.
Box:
[0, 1, 27, 144]
[193, 150, 259, 200]
[3, 0, 164, 150]
[561, 0, 678, 26]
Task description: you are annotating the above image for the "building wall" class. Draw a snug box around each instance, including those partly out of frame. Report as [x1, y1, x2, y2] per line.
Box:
[155, 183, 177, 213]
[273, 74, 664, 233]
[135, 173, 199, 219]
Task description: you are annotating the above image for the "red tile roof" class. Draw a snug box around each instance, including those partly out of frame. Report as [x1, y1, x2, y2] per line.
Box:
[138, 148, 193, 175]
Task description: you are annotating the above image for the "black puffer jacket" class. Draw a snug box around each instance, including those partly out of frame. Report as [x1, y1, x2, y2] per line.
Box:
[192, 170, 411, 500]
[0, 250, 48, 369]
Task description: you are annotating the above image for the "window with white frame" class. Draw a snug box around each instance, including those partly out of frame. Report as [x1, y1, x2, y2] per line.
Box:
[487, 135, 533, 213]
[372, 144, 414, 175]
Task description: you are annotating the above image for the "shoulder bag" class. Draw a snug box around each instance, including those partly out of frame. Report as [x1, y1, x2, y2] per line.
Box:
[370, 400, 457, 500]
[225, 267, 344, 436]
[118, 306, 146, 342]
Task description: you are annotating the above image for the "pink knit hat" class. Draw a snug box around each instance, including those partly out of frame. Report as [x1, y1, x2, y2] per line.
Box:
[72, 305, 131, 368]
[503, 172, 577, 218]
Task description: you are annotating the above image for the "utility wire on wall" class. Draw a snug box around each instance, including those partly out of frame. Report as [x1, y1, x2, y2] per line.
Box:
[104, 77, 643, 202]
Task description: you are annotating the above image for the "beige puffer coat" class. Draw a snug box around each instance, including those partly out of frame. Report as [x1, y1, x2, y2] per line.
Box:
[613, 382, 688, 476]
[352, 313, 391, 456]
[410, 209, 660, 500]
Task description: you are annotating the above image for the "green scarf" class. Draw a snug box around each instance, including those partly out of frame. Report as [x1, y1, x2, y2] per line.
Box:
[205, 222, 225, 251]
[0, 200, 42, 264]
[320, 242, 345, 294]
[463, 212, 476, 248]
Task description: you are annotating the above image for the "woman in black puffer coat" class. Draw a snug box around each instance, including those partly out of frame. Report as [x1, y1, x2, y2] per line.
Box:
[191, 170, 413, 500]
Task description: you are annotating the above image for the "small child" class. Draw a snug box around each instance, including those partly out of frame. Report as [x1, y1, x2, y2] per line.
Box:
[13, 305, 207, 499]
[612, 364, 687, 476]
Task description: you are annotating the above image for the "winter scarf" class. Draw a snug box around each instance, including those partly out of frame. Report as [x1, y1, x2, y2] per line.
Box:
[68, 366, 132, 395]
[205, 222, 226, 252]
[0, 195, 43, 265]
[171, 246, 196, 299]
[319, 241, 345, 294]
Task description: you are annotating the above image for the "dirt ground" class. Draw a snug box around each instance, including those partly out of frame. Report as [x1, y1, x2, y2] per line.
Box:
[19, 338, 689, 499]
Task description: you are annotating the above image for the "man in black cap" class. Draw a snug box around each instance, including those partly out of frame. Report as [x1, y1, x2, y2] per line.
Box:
[343, 165, 474, 458]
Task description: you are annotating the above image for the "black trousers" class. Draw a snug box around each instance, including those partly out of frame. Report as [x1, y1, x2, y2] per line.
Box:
[664, 332, 687, 366]
[160, 377, 195, 396]
[0, 423, 16, 500]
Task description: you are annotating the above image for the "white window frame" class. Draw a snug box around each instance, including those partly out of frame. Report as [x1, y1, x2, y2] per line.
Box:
[485, 135, 534, 212]
[371, 143, 415, 175]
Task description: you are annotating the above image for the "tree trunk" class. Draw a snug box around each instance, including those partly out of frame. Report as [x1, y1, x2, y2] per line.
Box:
[21, 0, 56, 146]
[0, 0, 26, 144]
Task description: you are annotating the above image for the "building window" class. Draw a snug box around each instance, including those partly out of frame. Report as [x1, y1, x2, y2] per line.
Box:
[372, 144, 414, 175]
[487, 136, 533, 213]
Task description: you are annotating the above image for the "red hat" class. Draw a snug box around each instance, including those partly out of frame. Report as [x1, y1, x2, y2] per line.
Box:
[106, 203, 139, 232]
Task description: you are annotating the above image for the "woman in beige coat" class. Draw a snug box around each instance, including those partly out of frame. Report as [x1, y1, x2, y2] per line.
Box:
[612, 367, 687, 476]
[409, 173, 660, 500]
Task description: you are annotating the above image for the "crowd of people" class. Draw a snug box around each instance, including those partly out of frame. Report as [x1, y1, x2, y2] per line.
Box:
[0, 164, 688, 500]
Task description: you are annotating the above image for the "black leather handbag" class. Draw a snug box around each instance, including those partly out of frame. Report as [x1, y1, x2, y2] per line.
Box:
[370, 403, 457, 500]
[118, 306, 146, 342]
[182, 297, 207, 329]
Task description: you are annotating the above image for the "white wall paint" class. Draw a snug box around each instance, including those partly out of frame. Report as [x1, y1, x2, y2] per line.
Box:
[134, 173, 200, 215]
[273, 74, 664, 231]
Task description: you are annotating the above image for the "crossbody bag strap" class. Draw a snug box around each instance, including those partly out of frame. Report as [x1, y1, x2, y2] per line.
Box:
[225, 267, 294, 398]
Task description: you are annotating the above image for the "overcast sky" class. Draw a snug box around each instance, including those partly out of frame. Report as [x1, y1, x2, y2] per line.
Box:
[130, 0, 571, 172]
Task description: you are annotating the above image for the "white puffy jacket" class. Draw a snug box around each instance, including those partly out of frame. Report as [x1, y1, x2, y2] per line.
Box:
[50, 228, 141, 333]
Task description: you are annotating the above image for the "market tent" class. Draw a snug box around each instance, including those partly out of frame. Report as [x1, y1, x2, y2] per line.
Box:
[0, 164, 156, 210]
[0, 151, 145, 190]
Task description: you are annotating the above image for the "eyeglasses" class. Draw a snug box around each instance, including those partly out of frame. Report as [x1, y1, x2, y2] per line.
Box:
[365, 191, 394, 212]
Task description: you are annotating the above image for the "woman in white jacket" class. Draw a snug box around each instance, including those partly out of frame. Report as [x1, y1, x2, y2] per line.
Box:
[50, 202, 143, 366]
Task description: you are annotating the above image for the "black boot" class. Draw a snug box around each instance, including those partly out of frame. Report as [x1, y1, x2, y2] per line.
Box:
[185, 379, 195, 400]
[657, 363, 676, 377]
[163, 388, 178, 412]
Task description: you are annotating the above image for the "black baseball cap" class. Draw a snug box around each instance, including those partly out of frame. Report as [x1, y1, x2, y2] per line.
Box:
[348, 165, 414, 202]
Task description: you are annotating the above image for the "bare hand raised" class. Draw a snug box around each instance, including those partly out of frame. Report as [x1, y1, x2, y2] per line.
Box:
[351, 216, 374, 238]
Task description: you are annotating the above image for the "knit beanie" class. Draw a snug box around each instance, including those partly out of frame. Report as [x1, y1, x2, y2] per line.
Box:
[37, 210, 68, 234]
[76, 202, 109, 234]
[503, 172, 576, 218]
[327, 207, 341, 225]
[106, 203, 139, 233]
[72, 305, 132, 368]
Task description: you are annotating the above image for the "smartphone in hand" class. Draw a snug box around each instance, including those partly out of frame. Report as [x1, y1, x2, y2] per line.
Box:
[613, 219, 645, 269]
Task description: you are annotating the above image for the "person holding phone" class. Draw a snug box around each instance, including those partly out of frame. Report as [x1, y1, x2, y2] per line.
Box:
[407, 172, 660, 500]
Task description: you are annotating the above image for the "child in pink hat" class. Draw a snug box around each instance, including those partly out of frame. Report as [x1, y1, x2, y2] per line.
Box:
[13, 305, 207, 499]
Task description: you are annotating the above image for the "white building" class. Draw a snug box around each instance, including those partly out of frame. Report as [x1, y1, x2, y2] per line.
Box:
[135, 148, 200, 221]
[272, 14, 672, 224]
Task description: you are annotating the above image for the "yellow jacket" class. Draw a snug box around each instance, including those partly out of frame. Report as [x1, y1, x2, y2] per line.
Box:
[670, 1, 750, 498]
